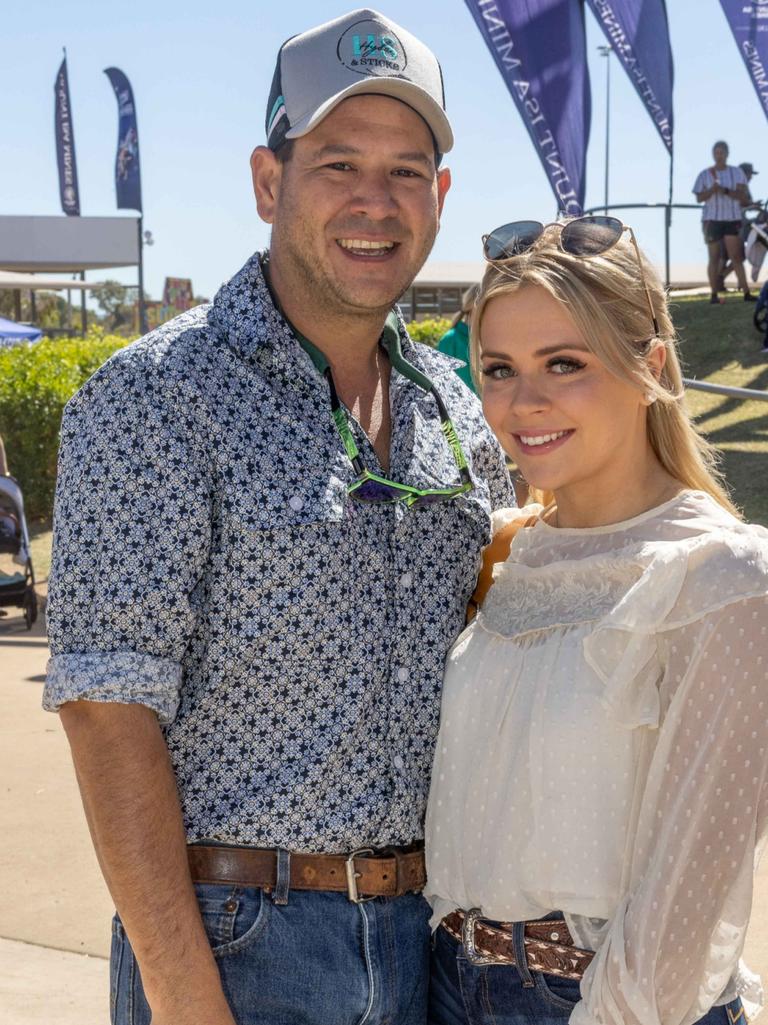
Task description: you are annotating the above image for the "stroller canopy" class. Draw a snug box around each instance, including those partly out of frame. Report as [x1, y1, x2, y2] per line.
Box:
[0, 317, 42, 346]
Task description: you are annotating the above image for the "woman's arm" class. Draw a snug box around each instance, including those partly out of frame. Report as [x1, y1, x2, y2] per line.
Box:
[572, 595, 768, 1025]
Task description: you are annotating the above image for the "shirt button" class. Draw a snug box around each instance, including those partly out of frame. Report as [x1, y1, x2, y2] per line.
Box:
[397, 667, 409, 682]
[393, 754, 405, 771]
[399, 571, 413, 588]
[289, 495, 304, 512]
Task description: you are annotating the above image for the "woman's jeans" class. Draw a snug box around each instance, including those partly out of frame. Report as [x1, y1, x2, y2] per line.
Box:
[110, 883, 431, 1025]
[429, 921, 747, 1025]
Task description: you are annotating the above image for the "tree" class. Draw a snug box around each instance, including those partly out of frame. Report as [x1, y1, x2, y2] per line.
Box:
[92, 280, 130, 332]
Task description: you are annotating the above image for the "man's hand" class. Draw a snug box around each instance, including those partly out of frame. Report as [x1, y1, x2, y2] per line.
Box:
[59, 701, 236, 1021]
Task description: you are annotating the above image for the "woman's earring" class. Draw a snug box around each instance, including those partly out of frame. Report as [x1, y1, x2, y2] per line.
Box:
[645, 390, 657, 404]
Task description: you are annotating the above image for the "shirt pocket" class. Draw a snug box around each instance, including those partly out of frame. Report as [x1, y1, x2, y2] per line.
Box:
[218, 470, 349, 645]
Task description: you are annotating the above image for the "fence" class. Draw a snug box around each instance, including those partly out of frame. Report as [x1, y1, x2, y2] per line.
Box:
[684, 379, 768, 402]
[583, 202, 704, 289]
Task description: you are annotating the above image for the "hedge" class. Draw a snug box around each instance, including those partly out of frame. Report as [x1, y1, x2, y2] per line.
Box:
[0, 330, 129, 519]
[0, 318, 454, 521]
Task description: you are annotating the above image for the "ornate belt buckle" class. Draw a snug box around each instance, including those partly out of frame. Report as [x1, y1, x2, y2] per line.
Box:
[462, 908, 504, 966]
[345, 848, 376, 903]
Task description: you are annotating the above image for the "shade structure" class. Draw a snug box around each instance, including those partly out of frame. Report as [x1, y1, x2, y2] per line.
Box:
[0, 317, 43, 345]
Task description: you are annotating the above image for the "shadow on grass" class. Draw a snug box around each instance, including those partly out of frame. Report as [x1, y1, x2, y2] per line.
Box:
[715, 449, 768, 525]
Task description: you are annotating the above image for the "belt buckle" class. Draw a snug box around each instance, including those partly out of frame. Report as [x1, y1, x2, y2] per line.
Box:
[345, 848, 376, 903]
[462, 908, 506, 966]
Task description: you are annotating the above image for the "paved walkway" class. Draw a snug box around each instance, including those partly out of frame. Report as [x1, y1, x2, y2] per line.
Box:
[1, 604, 766, 1023]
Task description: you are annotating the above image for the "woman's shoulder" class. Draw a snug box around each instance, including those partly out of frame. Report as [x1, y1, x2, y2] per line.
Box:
[596, 490, 768, 633]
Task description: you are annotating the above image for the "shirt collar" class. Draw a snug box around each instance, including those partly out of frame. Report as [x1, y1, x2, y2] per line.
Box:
[209, 249, 465, 382]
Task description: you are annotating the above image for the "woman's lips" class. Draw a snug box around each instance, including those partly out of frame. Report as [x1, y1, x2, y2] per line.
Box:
[513, 429, 575, 456]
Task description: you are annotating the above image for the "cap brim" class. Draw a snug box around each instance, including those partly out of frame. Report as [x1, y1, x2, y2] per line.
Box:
[285, 78, 454, 155]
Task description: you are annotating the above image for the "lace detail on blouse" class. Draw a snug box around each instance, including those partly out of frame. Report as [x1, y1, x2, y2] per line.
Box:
[480, 552, 645, 642]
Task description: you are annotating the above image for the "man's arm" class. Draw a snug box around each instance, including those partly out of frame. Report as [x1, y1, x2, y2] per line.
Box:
[60, 701, 236, 1025]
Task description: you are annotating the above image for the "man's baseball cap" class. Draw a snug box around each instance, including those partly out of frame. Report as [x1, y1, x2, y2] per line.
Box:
[740, 162, 759, 176]
[265, 8, 453, 157]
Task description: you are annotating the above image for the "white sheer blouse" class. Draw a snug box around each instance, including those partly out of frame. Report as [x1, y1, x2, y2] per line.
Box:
[425, 491, 768, 1025]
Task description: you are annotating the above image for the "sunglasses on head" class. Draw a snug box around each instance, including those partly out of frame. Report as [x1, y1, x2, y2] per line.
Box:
[482, 215, 660, 340]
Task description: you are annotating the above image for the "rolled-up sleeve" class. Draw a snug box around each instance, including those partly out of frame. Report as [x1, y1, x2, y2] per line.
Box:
[44, 349, 213, 723]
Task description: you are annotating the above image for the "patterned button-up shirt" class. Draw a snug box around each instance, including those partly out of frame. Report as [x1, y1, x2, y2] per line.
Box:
[44, 253, 512, 853]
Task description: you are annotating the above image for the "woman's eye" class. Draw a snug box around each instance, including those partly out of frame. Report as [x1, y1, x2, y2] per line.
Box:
[482, 364, 515, 380]
[549, 357, 585, 375]
[327, 162, 353, 172]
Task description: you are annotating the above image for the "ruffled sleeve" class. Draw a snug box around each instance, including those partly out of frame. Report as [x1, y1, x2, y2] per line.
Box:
[583, 528, 768, 730]
[571, 527, 768, 1025]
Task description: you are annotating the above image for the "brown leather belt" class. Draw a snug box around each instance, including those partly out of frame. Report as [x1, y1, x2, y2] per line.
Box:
[442, 909, 594, 981]
[188, 844, 426, 903]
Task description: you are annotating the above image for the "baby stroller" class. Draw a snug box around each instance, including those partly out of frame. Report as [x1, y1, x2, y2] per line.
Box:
[0, 475, 38, 629]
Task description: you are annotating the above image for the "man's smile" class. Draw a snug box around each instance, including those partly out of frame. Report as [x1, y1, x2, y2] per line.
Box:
[336, 238, 399, 258]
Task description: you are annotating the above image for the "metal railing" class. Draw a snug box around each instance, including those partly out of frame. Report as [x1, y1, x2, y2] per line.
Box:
[683, 378, 768, 402]
[582, 202, 702, 288]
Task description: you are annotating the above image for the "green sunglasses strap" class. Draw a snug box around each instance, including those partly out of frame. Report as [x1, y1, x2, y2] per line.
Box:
[381, 313, 436, 394]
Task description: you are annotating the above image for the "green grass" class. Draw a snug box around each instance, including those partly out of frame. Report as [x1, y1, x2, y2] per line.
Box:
[22, 294, 768, 582]
[671, 293, 768, 525]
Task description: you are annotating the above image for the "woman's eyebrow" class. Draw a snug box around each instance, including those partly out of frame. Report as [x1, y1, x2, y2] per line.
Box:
[480, 342, 590, 360]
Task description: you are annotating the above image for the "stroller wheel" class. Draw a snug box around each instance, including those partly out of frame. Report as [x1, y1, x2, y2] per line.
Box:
[754, 305, 768, 334]
[23, 587, 38, 630]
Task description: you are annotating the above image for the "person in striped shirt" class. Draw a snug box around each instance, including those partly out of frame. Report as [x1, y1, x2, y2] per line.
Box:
[693, 140, 756, 305]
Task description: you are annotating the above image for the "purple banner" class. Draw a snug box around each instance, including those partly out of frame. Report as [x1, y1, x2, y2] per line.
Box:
[586, 0, 673, 153]
[104, 67, 143, 213]
[719, 1, 768, 120]
[464, 0, 590, 215]
[54, 56, 80, 216]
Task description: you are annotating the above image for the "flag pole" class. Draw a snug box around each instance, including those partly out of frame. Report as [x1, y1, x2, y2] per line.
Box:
[598, 45, 612, 215]
[665, 149, 674, 290]
[137, 216, 147, 335]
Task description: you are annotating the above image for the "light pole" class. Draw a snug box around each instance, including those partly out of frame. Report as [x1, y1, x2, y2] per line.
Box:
[598, 45, 612, 216]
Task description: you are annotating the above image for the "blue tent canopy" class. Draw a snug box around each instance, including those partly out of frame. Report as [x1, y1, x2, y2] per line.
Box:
[0, 317, 42, 345]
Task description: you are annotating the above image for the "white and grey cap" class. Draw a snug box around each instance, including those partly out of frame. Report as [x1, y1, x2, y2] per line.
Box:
[265, 8, 453, 156]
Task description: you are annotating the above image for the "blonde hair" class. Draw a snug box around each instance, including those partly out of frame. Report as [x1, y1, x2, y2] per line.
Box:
[471, 222, 739, 516]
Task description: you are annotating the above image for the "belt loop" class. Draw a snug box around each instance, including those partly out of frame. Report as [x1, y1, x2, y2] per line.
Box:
[512, 921, 534, 987]
[273, 848, 291, 906]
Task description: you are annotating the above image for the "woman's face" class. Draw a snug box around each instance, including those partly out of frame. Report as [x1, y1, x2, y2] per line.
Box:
[479, 285, 653, 501]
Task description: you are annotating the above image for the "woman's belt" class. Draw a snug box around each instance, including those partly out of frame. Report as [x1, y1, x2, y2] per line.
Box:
[441, 908, 594, 980]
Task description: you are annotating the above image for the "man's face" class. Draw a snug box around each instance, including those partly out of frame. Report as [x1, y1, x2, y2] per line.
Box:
[264, 94, 451, 316]
[713, 144, 728, 165]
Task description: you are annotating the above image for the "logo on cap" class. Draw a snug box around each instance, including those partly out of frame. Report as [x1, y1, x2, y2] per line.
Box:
[337, 19, 408, 76]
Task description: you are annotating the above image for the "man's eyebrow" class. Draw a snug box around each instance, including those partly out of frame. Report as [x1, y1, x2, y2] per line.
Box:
[312, 143, 434, 168]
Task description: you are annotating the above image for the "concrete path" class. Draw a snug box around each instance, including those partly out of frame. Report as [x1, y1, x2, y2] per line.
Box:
[1, 603, 766, 1024]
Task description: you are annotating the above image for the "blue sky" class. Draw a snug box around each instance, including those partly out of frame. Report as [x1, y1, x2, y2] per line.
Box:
[2, 1, 764, 301]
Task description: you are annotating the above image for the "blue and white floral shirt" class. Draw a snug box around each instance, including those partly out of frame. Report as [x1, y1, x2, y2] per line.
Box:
[44, 253, 512, 853]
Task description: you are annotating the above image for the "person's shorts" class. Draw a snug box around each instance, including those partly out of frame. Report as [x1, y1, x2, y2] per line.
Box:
[703, 220, 742, 243]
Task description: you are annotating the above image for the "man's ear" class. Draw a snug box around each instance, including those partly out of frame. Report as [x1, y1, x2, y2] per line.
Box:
[251, 146, 282, 224]
[436, 166, 451, 219]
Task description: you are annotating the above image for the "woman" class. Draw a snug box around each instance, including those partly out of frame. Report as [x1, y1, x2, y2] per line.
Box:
[438, 286, 479, 393]
[425, 216, 768, 1025]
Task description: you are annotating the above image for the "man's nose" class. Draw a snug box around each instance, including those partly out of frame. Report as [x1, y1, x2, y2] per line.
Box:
[348, 172, 399, 220]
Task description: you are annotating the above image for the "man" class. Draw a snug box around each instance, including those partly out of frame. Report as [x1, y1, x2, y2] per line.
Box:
[719, 161, 760, 288]
[43, 9, 511, 1025]
[693, 140, 756, 305]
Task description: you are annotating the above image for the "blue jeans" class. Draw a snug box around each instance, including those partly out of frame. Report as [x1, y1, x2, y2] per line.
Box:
[429, 922, 747, 1025]
[110, 884, 431, 1024]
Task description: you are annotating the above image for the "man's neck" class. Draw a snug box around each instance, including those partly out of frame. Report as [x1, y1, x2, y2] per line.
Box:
[264, 253, 390, 380]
